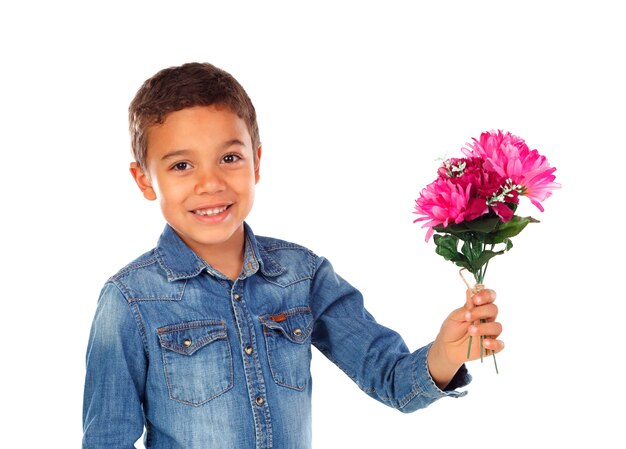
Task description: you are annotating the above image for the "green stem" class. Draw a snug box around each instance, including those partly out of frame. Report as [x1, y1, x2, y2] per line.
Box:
[479, 319, 485, 363]
[492, 351, 499, 374]
[469, 246, 499, 374]
[481, 243, 494, 282]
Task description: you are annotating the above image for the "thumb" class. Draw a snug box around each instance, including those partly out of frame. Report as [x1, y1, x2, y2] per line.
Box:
[447, 290, 474, 323]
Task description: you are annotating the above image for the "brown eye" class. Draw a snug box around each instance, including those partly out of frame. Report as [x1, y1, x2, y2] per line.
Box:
[222, 154, 241, 164]
[172, 162, 191, 171]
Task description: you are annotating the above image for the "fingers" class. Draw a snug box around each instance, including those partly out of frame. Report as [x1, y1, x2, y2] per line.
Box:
[462, 287, 504, 359]
[465, 302, 498, 323]
[475, 336, 505, 354]
[465, 287, 496, 309]
[468, 321, 505, 356]
[468, 320, 502, 339]
[474, 288, 496, 306]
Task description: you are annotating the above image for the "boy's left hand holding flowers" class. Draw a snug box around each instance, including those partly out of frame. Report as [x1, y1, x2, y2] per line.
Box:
[428, 288, 504, 389]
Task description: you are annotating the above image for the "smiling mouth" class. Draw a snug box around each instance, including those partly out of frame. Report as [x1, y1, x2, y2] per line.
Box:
[192, 205, 230, 216]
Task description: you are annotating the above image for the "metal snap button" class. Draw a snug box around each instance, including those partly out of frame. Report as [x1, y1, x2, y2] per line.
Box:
[233, 293, 241, 301]
[183, 338, 192, 347]
[293, 328, 303, 337]
[244, 345, 253, 355]
[255, 396, 264, 406]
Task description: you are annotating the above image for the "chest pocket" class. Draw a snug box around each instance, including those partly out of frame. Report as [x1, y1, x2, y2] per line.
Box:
[157, 320, 233, 406]
[261, 307, 313, 391]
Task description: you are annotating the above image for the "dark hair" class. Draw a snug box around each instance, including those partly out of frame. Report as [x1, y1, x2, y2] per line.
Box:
[129, 62, 260, 170]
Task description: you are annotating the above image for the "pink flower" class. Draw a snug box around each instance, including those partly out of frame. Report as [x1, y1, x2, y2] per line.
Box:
[438, 157, 517, 222]
[463, 130, 560, 211]
[413, 177, 487, 241]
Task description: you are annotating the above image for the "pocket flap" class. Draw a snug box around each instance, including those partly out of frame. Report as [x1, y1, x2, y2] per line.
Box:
[261, 308, 313, 344]
[157, 320, 227, 356]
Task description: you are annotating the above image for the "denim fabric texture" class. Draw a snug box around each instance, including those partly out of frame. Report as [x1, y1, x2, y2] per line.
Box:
[83, 223, 471, 449]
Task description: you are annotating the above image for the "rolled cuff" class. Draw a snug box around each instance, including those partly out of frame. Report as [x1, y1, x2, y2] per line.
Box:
[397, 343, 471, 413]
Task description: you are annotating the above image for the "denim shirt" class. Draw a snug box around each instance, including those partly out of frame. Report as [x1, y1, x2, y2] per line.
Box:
[83, 223, 470, 449]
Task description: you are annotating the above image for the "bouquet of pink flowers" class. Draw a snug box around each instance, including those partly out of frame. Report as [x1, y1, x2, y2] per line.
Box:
[413, 130, 559, 371]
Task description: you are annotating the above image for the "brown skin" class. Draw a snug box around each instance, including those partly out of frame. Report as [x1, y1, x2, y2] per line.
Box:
[130, 105, 261, 280]
[428, 287, 503, 389]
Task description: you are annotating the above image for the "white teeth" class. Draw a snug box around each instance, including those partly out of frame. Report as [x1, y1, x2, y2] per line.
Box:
[193, 206, 228, 216]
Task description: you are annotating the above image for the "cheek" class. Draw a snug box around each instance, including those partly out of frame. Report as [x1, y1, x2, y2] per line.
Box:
[155, 177, 188, 204]
[232, 171, 257, 192]
[244, 176, 257, 200]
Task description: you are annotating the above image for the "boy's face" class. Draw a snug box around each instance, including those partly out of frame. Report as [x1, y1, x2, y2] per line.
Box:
[130, 105, 261, 261]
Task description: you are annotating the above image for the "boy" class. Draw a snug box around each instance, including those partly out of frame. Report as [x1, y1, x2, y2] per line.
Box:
[82, 62, 503, 449]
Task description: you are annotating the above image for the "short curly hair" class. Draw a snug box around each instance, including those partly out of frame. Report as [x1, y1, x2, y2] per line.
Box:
[129, 62, 260, 170]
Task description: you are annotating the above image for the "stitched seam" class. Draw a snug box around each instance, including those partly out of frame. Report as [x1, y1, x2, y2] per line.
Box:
[105, 282, 150, 362]
[260, 241, 312, 251]
[158, 327, 234, 407]
[229, 284, 264, 444]
[259, 307, 312, 323]
[260, 307, 314, 341]
[121, 279, 188, 303]
[154, 247, 206, 280]
[130, 295, 183, 302]
[159, 330, 227, 355]
[262, 275, 313, 287]
[262, 325, 309, 392]
[128, 302, 150, 363]
[396, 356, 424, 409]
[109, 255, 159, 280]
[157, 319, 224, 334]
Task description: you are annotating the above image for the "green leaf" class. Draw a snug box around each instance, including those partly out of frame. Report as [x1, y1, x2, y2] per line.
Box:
[485, 216, 539, 244]
[469, 250, 503, 272]
[434, 235, 474, 272]
[461, 240, 482, 262]
[434, 234, 459, 261]
[433, 215, 503, 242]
[464, 216, 501, 233]
[433, 224, 472, 241]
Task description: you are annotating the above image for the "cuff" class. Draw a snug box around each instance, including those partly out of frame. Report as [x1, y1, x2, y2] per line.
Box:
[417, 342, 472, 399]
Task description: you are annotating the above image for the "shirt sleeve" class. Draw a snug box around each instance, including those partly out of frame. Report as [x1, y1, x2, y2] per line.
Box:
[309, 257, 471, 413]
[82, 282, 148, 448]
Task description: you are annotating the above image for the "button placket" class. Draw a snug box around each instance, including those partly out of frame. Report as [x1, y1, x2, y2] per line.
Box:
[229, 283, 271, 441]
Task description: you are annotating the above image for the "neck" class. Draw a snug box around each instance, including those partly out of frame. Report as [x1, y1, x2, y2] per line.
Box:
[197, 229, 246, 281]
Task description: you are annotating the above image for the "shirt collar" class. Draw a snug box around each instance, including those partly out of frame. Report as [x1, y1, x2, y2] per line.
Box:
[154, 223, 285, 282]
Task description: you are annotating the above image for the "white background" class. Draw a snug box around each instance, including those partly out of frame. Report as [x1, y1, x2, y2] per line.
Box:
[1, 1, 624, 447]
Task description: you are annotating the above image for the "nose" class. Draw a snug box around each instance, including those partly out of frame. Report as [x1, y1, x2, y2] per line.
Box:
[194, 165, 226, 195]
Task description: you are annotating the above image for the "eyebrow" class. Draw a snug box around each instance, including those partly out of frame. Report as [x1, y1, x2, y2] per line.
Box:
[160, 140, 247, 161]
[161, 149, 192, 161]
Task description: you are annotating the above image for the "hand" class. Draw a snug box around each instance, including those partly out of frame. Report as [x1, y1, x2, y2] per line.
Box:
[427, 287, 504, 389]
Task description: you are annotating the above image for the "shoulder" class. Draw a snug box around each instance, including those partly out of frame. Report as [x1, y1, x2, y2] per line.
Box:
[256, 234, 316, 256]
[104, 249, 182, 302]
[254, 234, 324, 280]
[107, 248, 160, 282]
[109, 249, 160, 280]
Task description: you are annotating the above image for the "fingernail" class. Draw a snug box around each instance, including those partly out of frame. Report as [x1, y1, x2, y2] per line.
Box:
[465, 311, 472, 321]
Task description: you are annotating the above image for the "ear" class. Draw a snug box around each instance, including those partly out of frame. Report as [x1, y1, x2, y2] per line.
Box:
[129, 162, 157, 201]
[254, 145, 262, 184]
